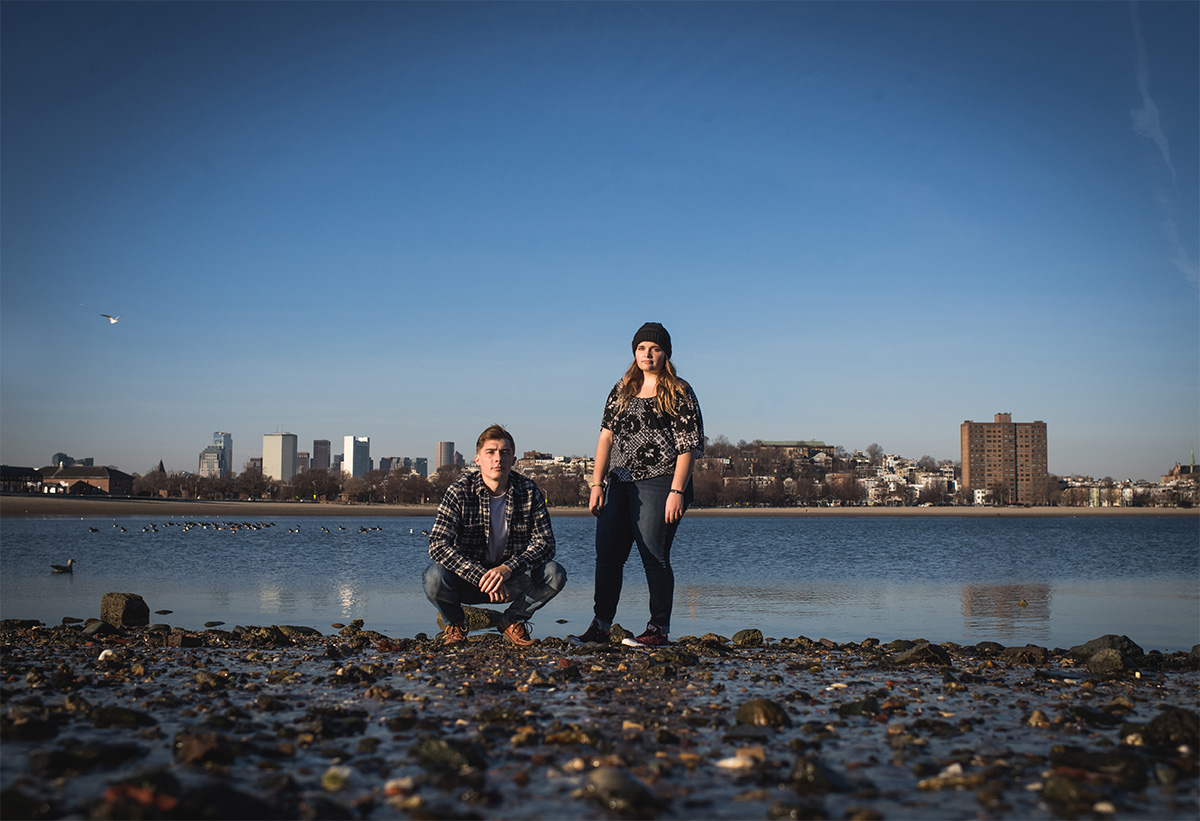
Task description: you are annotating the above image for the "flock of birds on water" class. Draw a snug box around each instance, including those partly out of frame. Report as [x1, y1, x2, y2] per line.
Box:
[53, 520, 432, 574]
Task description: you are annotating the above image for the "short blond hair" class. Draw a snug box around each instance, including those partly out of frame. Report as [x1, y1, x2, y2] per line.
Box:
[476, 424, 515, 453]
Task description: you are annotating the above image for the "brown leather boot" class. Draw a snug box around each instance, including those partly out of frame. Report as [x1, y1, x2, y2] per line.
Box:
[500, 619, 534, 647]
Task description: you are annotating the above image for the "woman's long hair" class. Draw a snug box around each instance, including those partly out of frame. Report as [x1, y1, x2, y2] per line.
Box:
[615, 358, 686, 418]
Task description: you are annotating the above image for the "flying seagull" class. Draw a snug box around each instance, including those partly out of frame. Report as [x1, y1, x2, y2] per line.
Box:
[51, 558, 76, 574]
[101, 314, 120, 324]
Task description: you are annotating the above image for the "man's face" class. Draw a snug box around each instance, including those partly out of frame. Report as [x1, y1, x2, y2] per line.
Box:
[475, 438, 515, 485]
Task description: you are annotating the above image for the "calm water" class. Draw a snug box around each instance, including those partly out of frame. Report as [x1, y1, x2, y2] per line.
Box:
[2, 514, 1197, 651]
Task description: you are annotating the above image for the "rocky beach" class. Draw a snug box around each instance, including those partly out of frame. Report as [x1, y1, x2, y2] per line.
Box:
[2, 600, 1197, 820]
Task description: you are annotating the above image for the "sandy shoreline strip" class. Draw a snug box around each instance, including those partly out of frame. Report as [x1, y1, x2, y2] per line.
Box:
[2, 493, 1196, 519]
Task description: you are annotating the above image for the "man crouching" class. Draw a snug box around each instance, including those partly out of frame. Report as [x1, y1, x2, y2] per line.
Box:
[424, 424, 566, 647]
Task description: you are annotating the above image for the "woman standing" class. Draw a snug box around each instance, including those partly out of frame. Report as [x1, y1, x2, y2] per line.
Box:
[571, 322, 704, 647]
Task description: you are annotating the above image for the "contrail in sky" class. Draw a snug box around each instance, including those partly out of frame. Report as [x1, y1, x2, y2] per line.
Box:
[1128, 2, 1198, 290]
[1129, 2, 1175, 183]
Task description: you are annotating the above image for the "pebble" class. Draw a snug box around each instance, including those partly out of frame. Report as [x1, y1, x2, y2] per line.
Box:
[0, 619, 1196, 819]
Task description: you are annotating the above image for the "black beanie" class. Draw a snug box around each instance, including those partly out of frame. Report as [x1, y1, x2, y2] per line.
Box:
[631, 322, 672, 359]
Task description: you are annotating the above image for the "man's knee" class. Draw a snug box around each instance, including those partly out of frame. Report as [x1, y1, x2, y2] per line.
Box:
[544, 560, 567, 591]
[423, 563, 454, 600]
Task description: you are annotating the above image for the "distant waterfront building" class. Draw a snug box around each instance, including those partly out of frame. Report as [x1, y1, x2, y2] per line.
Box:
[40, 466, 134, 497]
[312, 439, 331, 471]
[436, 441, 455, 471]
[198, 432, 233, 478]
[262, 432, 298, 482]
[50, 452, 94, 468]
[343, 436, 370, 478]
[960, 413, 1048, 505]
[296, 451, 310, 473]
[198, 449, 221, 478]
[413, 457, 428, 477]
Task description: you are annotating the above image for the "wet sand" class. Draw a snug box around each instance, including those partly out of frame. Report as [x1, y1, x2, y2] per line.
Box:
[3, 493, 1195, 519]
[1, 616, 1196, 820]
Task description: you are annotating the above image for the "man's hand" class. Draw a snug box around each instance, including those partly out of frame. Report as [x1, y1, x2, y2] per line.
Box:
[479, 565, 512, 603]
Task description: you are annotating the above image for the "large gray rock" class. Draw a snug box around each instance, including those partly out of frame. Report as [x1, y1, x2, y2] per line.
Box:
[891, 642, 951, 666]
[1086, 648, 1135, 679]
[100, 593, 149, 627]
[436, 605, 502, 632]
[999, 644, 1050, 665]
[1068, 634, 1144, 660]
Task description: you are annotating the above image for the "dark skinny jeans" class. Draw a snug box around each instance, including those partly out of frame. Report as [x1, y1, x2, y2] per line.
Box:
[593, 473, 692, 632]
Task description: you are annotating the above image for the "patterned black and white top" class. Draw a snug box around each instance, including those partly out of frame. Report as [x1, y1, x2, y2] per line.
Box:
[601, 380, 704, 483]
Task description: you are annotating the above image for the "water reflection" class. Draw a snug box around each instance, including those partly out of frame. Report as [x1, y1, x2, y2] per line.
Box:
[960, 583, 1052, 642]
[2, 515, 1196, 650]
[337, 583, 359, 617]
[259, 585, 282, 614]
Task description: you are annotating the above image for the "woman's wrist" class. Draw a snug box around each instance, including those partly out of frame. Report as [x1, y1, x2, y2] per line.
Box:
[669, 488, 684, 495]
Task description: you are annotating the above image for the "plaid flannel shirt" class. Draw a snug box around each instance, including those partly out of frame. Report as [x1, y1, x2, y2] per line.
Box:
[428, 469, 556, 586]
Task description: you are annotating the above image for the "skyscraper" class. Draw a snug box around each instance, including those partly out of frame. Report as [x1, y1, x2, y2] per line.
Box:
[198, 432, 233, 478]
[312, 439, 331, 471]
[262, 432, 298, 482]
[343, 436, 370, 478]
[960, 413, 1048, 505]
[436, 441, 455, 471]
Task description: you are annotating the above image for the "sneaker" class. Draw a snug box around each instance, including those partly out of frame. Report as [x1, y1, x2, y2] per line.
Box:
[442, 623, 467, 646]
[567, 620, 611, 645]
[501, 619, 535, 647]
[621, 623, 669, 648]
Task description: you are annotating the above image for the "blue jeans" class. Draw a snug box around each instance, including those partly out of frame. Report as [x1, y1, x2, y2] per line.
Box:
[423, 561, 567, 627]
[594, 474, 691, 632]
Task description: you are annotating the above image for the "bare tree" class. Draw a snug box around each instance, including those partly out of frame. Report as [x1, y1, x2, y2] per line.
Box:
[236, 467, 271, 500]
[706, 435, 736, 459]
[865, 443, 884, 465]
[691, 461, 725, 507]
[539, 468, 586, 506]
[288, 468, 341, 502]
[430, 465, 463, 501]
[918, 480, 949, 506]
[991, 481, 1011, 506]
[1101, 477, 1121, 507]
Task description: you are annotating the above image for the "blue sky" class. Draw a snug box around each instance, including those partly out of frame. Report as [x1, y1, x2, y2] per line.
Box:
[2, 1, 1197, 482]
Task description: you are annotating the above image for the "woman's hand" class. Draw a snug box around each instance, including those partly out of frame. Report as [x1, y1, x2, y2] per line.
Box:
[665, 491, 685, 523]
[589, 484, 605, 517]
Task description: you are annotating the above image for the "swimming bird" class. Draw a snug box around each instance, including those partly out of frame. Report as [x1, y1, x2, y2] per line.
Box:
[51, 558, 76, 574]
[100, 314, 120, 324]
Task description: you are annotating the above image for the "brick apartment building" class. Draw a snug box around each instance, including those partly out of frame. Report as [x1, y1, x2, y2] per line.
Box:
[960, 413, 1048, 505]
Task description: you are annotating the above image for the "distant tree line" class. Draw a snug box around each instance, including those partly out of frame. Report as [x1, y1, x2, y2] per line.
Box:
[129, 437, 1195, 509]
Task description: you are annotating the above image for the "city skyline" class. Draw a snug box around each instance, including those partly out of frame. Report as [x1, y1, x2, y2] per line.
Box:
[12, 414, 1194, 485]
[2, 3, 1196, 483]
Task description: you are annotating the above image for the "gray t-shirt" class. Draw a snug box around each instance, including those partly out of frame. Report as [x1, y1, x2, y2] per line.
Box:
[487, 493, 508, 565]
